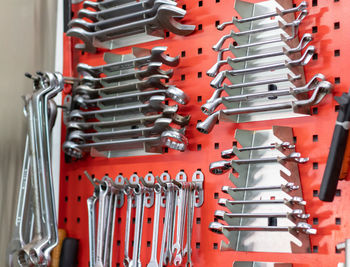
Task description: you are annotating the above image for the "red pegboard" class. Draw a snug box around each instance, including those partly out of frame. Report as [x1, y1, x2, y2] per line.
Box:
[58, 0, 350, 266]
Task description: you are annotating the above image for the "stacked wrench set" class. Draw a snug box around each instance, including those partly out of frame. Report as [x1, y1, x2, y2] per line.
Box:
[208, 127, 316, 253]
[8, 72, 64, 266]
[67, 0, 195, 53]
[63, 46, 191, 159]
[84, 170, 204, 267]
[196, 0, 334, 134]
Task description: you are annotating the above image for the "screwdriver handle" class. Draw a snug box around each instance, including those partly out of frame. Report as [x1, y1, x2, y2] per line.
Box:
[319, 91, 350, 202]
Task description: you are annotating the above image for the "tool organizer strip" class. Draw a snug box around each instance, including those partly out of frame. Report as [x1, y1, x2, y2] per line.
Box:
[58, 0, 350, 266]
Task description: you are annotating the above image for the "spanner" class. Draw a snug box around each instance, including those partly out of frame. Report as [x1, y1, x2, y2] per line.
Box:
[222, 183, 300, 193]
[214, 210, 310, 221]
[218, 197, 307, 207]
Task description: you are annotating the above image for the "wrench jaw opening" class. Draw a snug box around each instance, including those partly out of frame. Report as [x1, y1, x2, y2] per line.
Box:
[209, 160, 232, 175]
[68, 18, 95, 32]
[196, 111, 221, 134]
[150, 46, 180, 67]
[214, 210, 226, 220]
[67, 27, 97, 54]
[166, 86, 189, 105]
[209, 222, 224, 234]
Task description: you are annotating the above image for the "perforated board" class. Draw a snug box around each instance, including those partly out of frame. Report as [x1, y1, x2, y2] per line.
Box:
[58, 0, 350, 266]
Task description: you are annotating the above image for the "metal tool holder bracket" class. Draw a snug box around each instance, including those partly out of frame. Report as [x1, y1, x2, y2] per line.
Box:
[58, 0, 350, 266]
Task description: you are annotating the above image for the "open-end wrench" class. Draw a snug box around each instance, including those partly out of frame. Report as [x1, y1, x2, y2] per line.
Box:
[69, 96, 174, 121]
[74, 86, 189, 108]
[184, 183, 195, 267]
[123, 187, 134, 267]
[213, 10, 307, 52]
[214, 210, 310, 221]
[203, 73, 324, 115]
[69, 5, 195, 53]
[222, 183, 299, 194]
[87, 192, 99, 267]
[65, 110, 190, 132]
[218, 197, 306, 207]
[77, 47, 179, 77]
[197, 81, 333, 134]
[68, 118, 173, 143]
[217, 1, 308, 30]
[207, 33, 312, 77]
[209, 222, 317, 235]
[211, 46, 314, 89]
[83, 0, 140, 11]
[220, 142, 295, 159]
[164, 183, 177, 265]
[209, 152, 308, 175]
[73, 75, 169, 97]
[146, 184, 162, 267]
[70, 0, 177, 32]
[207, 74, 302, 102]
[81, 62, 173, 87]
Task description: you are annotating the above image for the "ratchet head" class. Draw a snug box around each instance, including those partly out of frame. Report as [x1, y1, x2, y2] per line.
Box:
[150, 46, 180, 67]
[214, 210, 226, 220]
[156, 5, 195, 36]
[63, 141, 83, 158]
[67, 27, 96, 53]
[209, 222, 224, 234]
[196, 111, 220, 134]
[209, 160, 232, 175]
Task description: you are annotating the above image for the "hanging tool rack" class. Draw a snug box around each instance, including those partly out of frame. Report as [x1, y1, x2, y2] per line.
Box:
[58, 0, 350, 266]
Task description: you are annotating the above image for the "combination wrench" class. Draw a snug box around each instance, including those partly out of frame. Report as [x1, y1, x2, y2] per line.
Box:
[222, 183, 300, 193]
[218, 197, 306, 207]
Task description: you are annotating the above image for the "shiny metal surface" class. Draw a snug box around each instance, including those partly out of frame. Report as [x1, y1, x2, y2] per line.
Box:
[0, 0, 57, 265]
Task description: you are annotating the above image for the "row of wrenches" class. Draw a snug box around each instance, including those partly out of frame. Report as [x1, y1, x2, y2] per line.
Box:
[68, 0, 195, 53]
[8, 72, 64, 267]
[85, 170, 204, 267]
[62, 46, 190, 159]
[196, 1, 333, 134]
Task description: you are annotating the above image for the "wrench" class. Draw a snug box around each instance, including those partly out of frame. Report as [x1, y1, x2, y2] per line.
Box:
[218, 197, 306, 207]
[214, 210, 310, 221]
[217, 1, 308, 30]
[68, 5, 195, 53]
[70, 0, 177, 32]
[123, 187, 134, 267]
[209, 222, 317, 235]
[222, 183, 300, 193]
[207, 33, 312, 77]
[197, 81, 333, 134]
[211, 46, 314, 89]
[184, 183, 195, 267]
[220, 142, 295, 159]
[77, 47, 179, 77]
[74, 86, 189, 108]
[83, 0, 145, 11]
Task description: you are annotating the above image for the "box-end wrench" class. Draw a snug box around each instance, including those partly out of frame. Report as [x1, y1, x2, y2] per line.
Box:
[220, 142, 295, 159]
[74, 86, 189, 109]
[207, 33, 312, 77]
[70, 0, 177, 32]
[197, 81, 333, 134]
[214, 210, 310, 221]
[218, 197, 306, 207]
[203, 73, 324, 115]
[209, 152, 309, 175]
[217, 1, 308, 30]
[211, 46, 314, 89]
[77, 47, 179, 77]
[68, 6, 196, 53]
[209, 222, 317, 235]
[222, 183, 300, 194]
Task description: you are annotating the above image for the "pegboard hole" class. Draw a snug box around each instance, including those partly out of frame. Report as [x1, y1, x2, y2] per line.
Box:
[147, 218, 152, 224]
[198, 48, 202, 54]
[213, 243, 218, 249]
[334, 0, 339, 2]
[164, 147, 169, 153]
[313, 135, 318, 142]
[197, 144, 202, 151]
[268, 217, 277, 226]
[336, 189, 341, 196]
[335, 77, 341, 84]
[214, 218, 218, 222]
[198, 24, 203, 31]
[313, 246, 318, 253]
[163, 217, 165, 224]
[64, 217, 67, 223]
[335, 105, 340, 112]
[313, 190, 318, 197]
[65, 196, 68, 202]
[312, 0, 317, 6]
[132, 241, 134, 247]
[78, 175, 82, 181]
[198, 0, 203, 7]
[196, 217, 201, 224]
[117, 240, 121, 246]
[215, 20, 220, 27]
[214, 143, 219, 149]
[313, 162, 318, 169]
[214, 192, 219, 199]
[336, 246, 341, 253]
[313, 218, 319, 225]
[77, 217, 80, 223]
[181, 51, 186, 57]
[232, 141, 237, 146]
[147, 241, 151, 247]
[181, 74, 186, 81]
[81, 51, 85, 56]
[182, 4, 186, 10]
[196, 242, 200, 249]
[336, 217, 341, 225]
[118, 217, 121, 224]
[65, 176, 69, 181]
[197, 96, 202, 102]
[216, 0, 220, 3]
[312, 107, 318, 115]
[116, 263, 120, 267]
[334, 22, 340, 29]
[165, 78, 169, 83]
[293, 136, 297, 144]
[334, 49, 340, 57]
[165, 31, 170, 37]
[132, 217, 135, 224]
[312, 26, 318, 33]
[198, 72, 202, 78]
[312, 53, 318, 60]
